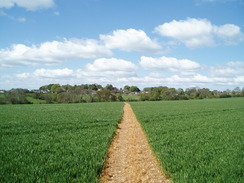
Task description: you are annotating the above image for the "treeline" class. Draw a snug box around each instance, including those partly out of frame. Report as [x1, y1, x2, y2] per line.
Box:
[140, 86, 244, 101]
[0, 84, 243, 104]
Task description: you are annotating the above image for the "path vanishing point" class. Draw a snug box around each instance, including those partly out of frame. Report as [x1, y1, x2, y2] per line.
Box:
[100, 103, 170, 183]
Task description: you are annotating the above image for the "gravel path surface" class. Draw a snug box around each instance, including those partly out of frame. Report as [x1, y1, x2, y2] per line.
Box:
[100, 103, 170, 183]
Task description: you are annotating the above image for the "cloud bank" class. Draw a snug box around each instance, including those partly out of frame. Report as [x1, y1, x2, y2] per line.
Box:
[0, 39, 112, 68]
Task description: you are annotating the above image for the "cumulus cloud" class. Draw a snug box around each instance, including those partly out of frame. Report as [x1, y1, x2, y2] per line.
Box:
[0, 39, 112, 68]
[0, 0, 54, 11]
[86, 58, 137, 72]
[100, 29, 162, 53]
[80, 58, 137, 78]
[140, 56, 201, 72]
[155, 18, 243, 47]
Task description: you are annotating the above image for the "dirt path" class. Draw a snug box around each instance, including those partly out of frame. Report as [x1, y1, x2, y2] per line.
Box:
[100, 103, 170, 183]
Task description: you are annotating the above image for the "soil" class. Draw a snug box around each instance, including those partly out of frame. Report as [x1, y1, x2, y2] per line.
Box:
[100, 103, 170, 183]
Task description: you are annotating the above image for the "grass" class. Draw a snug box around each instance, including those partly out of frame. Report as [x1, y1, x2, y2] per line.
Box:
[122, 94, 140, 101]
[0, 102, 124, 183]
[131, 98, 244, 183]
[26, 96, 46, 104]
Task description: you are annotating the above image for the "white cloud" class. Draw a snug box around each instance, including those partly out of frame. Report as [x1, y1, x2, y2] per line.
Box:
[211, 61, 244, 77]
[2, 60, 244, 90]
[227, 61, 244, 67]
[140, 56, 201, 72]
[5, 58, 138, 89]
[86, 58, 137, 72]
[15, 68, 74, 79]
[155, 18, 243, 47]
[0, 0, 54, 11]
[100, 29, 162, 53]
[80, 58, 137, 78]
[0, 39, 112, 68]
[213, 24, 244, 44]
[34, 68, 74, 78]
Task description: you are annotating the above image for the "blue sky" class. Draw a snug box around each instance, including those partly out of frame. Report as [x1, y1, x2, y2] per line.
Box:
[0, 0, 244, 90]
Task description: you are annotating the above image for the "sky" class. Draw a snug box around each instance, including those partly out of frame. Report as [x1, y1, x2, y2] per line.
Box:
[0, 0, 244, 91]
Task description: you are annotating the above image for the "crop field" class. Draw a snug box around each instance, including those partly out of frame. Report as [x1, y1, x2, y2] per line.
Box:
[0, 102, 123, 183]
[131, 98, 244, 183]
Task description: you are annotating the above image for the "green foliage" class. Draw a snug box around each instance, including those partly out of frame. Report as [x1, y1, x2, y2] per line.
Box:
[0, 102, 124, 182]
[51, 84, 61, 94]
[123, 85, 140, 92]
[0, 93, 32, 104]
[131, 98, 244, 183]
[56, 92, 82, 103]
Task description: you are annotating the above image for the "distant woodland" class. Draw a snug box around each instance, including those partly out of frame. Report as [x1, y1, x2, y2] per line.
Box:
[0, 84, 243, 104]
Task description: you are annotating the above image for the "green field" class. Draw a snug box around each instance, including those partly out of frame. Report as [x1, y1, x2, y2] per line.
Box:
[0, 102, 123, 183]
[131, 98, 244, 183]
[26, 96, 47, 104]
[1, 98, 243, 182]
[122, 94, 140, 101]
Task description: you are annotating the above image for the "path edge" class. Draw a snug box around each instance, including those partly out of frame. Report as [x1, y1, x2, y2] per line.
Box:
[98, 102, 126, 183]
[129, 102, 172, 180]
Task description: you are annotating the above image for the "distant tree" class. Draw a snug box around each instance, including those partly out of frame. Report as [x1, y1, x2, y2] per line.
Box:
[212, 90, 219, 97]
[51, 84, 61, 94]
[82, 94, 95, 103]
[57, 92, 81, 103]
[110, 94, 117, 102]
[149, 88, 161, 101]
[186, 87, 199, 99]
[88, 84, 98, 91]
[96, 84, 103, 90]
[198, 88, 212, 99]
[41, 93, 56, 103]
[80, 84, 89, 90]
[159, 86, 168, 94]
[163, 88, 178, 100]
[177, 88, 185, 95]
[123, 85, 130, 91]
[233, 87, 241, 93]
[140, 93, 150, 101]
[129, 86, 140, 92]
[5, 93, 32, 104]
[97, 89, 112, 102]
[117, 95, 124, 102]
[105, 84, 114, 91]
[62, 84, 73, 92]
[143, 87, 151, 92]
